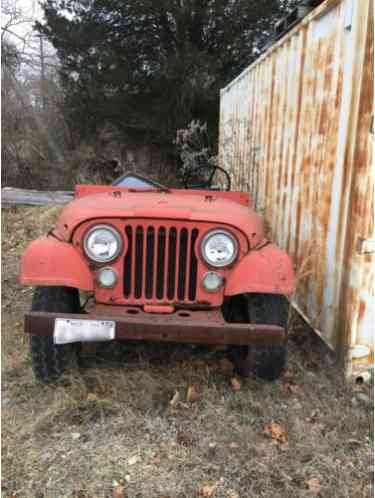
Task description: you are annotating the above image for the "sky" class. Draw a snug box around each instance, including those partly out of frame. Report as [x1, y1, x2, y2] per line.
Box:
[2, 0, 57, 71]
[2, 0, 44, 54]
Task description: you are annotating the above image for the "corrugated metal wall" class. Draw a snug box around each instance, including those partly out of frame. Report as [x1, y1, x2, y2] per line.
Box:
[219, 0, 373, 372]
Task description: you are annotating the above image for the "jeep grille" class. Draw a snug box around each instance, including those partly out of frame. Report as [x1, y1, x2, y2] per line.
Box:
[123, 223, 199, 302]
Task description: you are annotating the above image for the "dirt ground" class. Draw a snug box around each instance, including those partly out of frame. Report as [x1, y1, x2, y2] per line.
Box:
[2, 206, 373, 498]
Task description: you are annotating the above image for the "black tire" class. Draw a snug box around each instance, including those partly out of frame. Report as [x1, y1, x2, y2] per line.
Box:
[29, 286, 80, 382]
[228, 293, 289, 381]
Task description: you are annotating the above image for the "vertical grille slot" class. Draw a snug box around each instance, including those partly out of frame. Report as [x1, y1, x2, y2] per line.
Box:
[188, 229, 199, 301]
[167, 227, 177, 300]
[124, 226, 133, 297]
[145, 227, 155, 298]
[178, 228, 189, 300]
[123, 223, 199, 302]
[156, 227, 166, 299]
[134, 226, 144, 298]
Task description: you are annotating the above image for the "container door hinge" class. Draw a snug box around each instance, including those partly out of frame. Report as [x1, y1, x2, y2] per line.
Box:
[357, 237, 375, 255]
[344, 0, 354, 30]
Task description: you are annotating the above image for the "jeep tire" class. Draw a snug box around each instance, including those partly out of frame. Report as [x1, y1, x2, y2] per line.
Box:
[29, 286, 80, 382]
[230, 293, 289, 381]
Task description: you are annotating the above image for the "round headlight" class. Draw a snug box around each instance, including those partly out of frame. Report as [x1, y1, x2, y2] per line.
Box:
[97, 267, 118, 288]
[201, 229, 238, 267]
[84, 225, 122, 262]
[202, 271, 223, 292]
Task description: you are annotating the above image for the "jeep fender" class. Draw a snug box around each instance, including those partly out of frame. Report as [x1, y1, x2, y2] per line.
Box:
[19, 235, 94, 291]
[224, 243, 295, 297]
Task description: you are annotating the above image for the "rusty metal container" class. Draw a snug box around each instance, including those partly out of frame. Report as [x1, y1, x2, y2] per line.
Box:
[219, 0, 374, 376]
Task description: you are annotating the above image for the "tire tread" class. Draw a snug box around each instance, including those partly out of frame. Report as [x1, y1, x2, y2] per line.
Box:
[29, 286, 79, 382]
[231, 293, 289, 381]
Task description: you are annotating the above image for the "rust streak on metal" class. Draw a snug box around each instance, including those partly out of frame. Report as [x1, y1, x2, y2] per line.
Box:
[24, 309, 286, 347]
[219, 0, 374, 372]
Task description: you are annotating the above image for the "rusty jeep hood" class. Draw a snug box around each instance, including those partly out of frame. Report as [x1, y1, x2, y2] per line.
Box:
[54, 190, 265, 246]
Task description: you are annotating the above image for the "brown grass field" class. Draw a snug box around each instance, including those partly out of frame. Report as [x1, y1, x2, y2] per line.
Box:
[2, 206, 373, 498]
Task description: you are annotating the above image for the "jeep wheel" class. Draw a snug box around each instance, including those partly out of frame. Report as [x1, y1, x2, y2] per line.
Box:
[29, 286, 80, 382]
[228, 293, 289, 381]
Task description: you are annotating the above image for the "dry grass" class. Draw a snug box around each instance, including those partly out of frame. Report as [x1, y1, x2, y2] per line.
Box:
[2, 206, 373, 498]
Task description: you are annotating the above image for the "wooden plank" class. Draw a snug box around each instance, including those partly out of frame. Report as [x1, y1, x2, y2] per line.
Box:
[1, 187, 74, 206]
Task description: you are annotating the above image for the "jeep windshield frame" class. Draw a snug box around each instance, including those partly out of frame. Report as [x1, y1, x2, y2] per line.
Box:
[112, 172, 168, 190]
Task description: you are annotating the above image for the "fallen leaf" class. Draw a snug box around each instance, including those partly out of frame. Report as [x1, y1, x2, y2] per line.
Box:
[199, 484, 218, 497]
[86, 392, 98, 401]
[128, 455, 140, 465]
[112, 484, 126, 498]
[227, 491, 239, 498]
[177, 430, 194, 447]
[282, 382, 301, 394]
[230, 377, 241, 391]
[72, 491, 86, 498]
[306, 410, 319, 423]
[187, 385, 198, 402]
[282, 368, 296, 382]
[264, 422, 288, 447]
[169, 391, 180, 407]
[304, 358, 320, 371]
[306, 477, 321, 495]
[347, 439, 361, 447]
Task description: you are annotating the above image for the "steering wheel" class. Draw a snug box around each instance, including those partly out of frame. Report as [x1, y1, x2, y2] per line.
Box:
[183, 164, 231, 191]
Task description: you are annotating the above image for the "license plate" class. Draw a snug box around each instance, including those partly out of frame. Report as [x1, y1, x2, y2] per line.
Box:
[54, 318, 116, 345]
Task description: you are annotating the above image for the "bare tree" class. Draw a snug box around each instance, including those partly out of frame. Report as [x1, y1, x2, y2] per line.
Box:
[1, 0, 68, 188]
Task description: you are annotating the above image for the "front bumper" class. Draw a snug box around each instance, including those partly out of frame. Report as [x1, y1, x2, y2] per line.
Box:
[24, 305, 285, 346]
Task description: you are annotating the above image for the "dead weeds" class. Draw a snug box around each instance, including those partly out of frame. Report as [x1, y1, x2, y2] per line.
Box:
[1, 206, 374, 498]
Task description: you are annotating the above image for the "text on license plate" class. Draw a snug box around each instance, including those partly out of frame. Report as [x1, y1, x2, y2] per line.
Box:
[54, 318, 116, 344]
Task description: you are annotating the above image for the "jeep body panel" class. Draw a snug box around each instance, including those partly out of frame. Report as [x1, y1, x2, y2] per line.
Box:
[74, 185, 251, 206]
[53, 187, 265, 247]
[69, 218, 250, 306]
[224, 243, 295, 296]
[19, 232, 295, 300]
[20, 235, 94, 290]
[19, 187, 295, 300]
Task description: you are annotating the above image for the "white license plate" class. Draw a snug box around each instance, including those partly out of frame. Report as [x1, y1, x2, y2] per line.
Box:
[54, 318, 116, 345]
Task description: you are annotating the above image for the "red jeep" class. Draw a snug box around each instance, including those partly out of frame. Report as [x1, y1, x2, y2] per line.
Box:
[19, 166, 295, 382]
